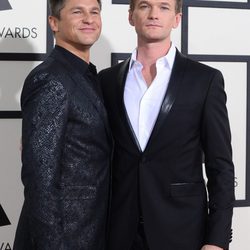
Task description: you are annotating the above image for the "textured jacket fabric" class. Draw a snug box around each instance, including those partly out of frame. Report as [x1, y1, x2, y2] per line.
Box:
[13, 47, 112, 250]
[98, 50, 235, 250]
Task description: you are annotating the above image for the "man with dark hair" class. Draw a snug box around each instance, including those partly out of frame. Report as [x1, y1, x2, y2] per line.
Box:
[99, 0, 235, 249]
[13, 0, 112, 249]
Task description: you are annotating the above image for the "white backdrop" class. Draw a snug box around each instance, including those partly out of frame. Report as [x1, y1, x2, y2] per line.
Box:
[0, 0, 250, 249]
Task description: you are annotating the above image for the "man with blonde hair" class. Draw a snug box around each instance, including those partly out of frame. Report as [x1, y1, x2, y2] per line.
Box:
[99, 0, 234, 249]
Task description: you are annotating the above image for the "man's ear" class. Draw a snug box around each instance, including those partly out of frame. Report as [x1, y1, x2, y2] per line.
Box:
[173, 12, 182, 29]
[48, 15, 59, 32]
[128, 10, 134, 26]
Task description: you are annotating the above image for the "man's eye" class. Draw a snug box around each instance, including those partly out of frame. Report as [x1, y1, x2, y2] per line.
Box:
[73, 10, 81, 14]
[139, 4, 149, 9]
[91, 11, 100, 15]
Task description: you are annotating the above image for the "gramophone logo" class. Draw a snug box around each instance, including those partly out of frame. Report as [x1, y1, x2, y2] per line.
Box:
[0, 1, 53, 60]
[0, 204, 11, 227]
[0, 0, 12, 11]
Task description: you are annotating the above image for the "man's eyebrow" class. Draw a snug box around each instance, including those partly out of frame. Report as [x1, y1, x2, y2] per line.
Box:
[91, 6, 101, 11]
[138, 0, 150, 5]
[137, 1, 171, 6]
[69, 6, 100, 11]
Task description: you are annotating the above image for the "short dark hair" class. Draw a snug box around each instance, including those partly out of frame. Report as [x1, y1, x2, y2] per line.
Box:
[49, 0, 102, 19]
[129, 0, 182, 13]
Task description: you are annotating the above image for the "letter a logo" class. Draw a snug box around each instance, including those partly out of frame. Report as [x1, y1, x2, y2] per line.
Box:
[0, 0, 12, 11]
[0, 204, 11, 227]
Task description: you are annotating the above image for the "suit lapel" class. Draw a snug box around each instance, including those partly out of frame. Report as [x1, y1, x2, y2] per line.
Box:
[117, 58, 142, 152]
[72, 70, 110, 131]
[116, 52, 188, 153]
[144, 51, 188, 152]
[51, 49, 111, 137]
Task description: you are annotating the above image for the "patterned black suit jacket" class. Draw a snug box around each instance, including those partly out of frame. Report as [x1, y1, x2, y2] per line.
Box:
[13, 47, 112, 250]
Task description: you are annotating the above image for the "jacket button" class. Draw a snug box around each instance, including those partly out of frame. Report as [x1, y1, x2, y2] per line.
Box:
[140, 156, 146, 164]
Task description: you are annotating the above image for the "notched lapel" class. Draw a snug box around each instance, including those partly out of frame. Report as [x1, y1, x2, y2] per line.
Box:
[144, 51, 188, 152]
[115, 58, 129, 121]
[53, 50, 111, 134]
[74, 72, 111, 136]
[117, 58, 142, 152]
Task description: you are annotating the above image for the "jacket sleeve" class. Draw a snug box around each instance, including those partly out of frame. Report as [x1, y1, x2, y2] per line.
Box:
[201, 70, 235, 249]
[21, 74, 68, 249]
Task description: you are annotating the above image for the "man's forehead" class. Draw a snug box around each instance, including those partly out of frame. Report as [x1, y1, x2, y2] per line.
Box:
[62, 0, 101, 9]
[136, 0, 172, 4]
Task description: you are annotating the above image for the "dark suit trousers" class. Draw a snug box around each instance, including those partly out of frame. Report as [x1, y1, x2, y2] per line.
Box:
[131, 218, 150, 250]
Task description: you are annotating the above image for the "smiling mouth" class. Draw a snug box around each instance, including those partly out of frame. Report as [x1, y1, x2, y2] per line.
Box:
[79, 28, 96, 32]
[146, 24, 161, 28]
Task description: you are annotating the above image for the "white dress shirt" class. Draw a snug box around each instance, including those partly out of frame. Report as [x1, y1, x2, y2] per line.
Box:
[124, 43, 176, 151]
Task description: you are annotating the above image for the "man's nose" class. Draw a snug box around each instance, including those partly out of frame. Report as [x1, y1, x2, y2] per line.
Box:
[82, 12, 93, 23]
[148, 7, 159, 19]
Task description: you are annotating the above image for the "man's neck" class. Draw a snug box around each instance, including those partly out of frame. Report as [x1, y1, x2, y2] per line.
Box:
[136, 40, 172, 67]
[56, 41, 90, 63]
[136, 40, 172, 87]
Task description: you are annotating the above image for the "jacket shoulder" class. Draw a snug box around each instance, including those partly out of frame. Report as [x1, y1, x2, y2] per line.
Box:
[99, 58, 129, 78]
[178, 52, 222, 77]
[98, 58, 130, 94]
[25, 55, 67, 83]
[21, 56, 70, 107]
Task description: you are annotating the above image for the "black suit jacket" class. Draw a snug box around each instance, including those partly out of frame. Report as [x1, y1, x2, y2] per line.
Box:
[98, 50, 235, 250]
[14, 47, 112, 250]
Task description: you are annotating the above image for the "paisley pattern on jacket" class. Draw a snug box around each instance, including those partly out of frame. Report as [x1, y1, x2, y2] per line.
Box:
[13, 47, 112, 250]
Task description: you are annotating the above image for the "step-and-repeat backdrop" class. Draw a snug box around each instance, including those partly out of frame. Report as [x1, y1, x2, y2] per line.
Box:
[0, 0, 250, 249]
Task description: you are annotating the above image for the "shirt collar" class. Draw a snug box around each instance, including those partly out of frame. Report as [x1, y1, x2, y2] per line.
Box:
[55, 45, 97, 76]
[129, 42, 176, 71]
